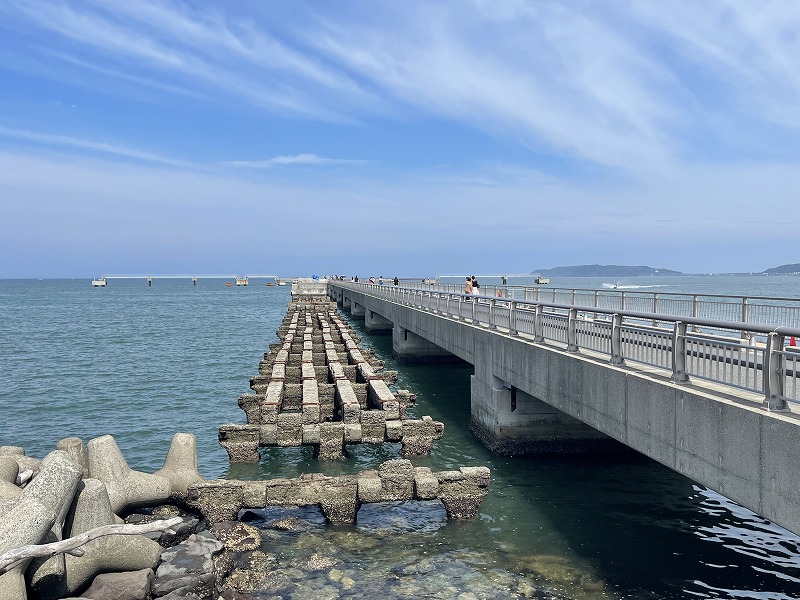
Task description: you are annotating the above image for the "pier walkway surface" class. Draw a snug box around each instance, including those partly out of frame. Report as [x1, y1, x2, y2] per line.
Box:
[329, 281, 800, 537]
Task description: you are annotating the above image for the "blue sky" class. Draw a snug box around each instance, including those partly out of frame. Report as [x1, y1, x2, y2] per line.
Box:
[0, 0, 798, 278]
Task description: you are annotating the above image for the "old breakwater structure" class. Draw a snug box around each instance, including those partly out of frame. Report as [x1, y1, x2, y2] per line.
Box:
[0, 281, 491, 600]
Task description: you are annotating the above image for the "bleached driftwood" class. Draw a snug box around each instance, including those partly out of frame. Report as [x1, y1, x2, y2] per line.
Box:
[0, 516, 182, 574]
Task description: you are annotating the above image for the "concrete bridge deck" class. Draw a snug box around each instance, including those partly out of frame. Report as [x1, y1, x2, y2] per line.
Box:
[329, 281, 800, 537]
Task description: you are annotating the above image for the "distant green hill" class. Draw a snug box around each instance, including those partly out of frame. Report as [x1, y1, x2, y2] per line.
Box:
[533, 264, 684, 277]
[763, 263, 800, 275]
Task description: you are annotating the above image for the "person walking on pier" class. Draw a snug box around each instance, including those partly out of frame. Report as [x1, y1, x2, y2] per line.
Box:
[465, 276, 473, 295]
[393, 276, 399, 286]
[471, 276, 480, 295]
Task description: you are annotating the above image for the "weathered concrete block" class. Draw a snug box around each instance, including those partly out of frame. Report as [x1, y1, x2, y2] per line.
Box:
[356, 470, 382, 503]
[378, 459, 415, 500]
[271, 363, 286, 382]
[342, 402, 361, 425]
[187, 480, 245, 524]
[266, 380, 284, 404]
[237, 394, 262, 424]
[368, 380, 395, 409]
[242, 480, 267, 508]
[344, 423, 363, 443]
[413, 467, 439, 500]
[435, 466, 491, 519]
[219, 425, 261, 463]
[276, 413, 303, 447]
[318, 423, 345, 460]
[360, 411, 387, 444]
[302, 402, 320, 425]
[383, 400, 400, 421]
[329, 363, 347, 381]
[385, 420, 403, 442]
[319, 477, 358, 524]
[259, 424, 278, 446]
[301, 363, 316, 381]
[401, 418, 445, 456]
[302, 424, 321, 444]
[259, 401, 279, 425]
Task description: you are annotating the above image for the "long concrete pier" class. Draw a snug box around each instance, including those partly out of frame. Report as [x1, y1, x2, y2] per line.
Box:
[331, 281, 800, 537]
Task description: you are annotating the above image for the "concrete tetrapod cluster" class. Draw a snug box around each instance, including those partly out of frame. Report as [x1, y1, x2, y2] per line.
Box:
[0, 433, 203, 600]
[218, 300, 445, 461]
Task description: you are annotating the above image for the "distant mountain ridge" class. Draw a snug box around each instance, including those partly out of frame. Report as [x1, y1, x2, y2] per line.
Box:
[763, 263, 800, 275]
[533, 264, 684, 277]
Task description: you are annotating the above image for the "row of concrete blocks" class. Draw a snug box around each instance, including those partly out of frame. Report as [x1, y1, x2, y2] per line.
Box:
[219, 415, 444, 462]
[187, 459, 491, 525]
[219, 307, 444, 461]
[0, 434, 202, 600]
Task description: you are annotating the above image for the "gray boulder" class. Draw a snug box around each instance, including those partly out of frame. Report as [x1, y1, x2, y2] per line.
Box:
[82, 568, 154, 600]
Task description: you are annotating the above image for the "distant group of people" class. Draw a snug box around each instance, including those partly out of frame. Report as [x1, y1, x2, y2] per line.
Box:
[464, 275, 480, 295]
[350, 276, 400, 286]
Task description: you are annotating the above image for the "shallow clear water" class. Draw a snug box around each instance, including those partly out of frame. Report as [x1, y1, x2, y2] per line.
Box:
[3, 277, 800, 599]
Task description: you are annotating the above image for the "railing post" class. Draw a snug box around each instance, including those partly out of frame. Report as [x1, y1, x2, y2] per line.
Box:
[489, 298, 497, 329]
[567, 308, 579, 352]
[653, 294, 659, 326]
[764, 332, 788, 410]
[671, 321, 689, 383]
[741, 298, 750, 339]
[621, 291, 627, 311]
[692, 295, 700, 332]
[509, 301, 518, 336]
[534, 304, 544, 342]
[610, 313, 624, 365]
[471, 295, 477, 323]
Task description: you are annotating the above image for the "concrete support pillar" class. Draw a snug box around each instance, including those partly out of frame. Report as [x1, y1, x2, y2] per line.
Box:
[469, 341, 618, 455]
[364, 310, 393, 334]
[351, 302, 365, 317]
[392, 326, 458, 363]
[343, 296, 352, 310]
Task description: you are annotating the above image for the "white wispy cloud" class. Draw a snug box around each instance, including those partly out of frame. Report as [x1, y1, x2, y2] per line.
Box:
[221, 154, 369, 168]
[1, 0, 798, 173]
[0, 126, 193, 167]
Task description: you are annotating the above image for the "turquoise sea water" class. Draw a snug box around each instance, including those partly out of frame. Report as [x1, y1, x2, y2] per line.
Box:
[3, 276, 800, 599]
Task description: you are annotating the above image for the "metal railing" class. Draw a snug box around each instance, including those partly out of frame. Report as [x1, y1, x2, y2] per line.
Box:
[399, 282, 800, 331]
[331, 282, 800, 409]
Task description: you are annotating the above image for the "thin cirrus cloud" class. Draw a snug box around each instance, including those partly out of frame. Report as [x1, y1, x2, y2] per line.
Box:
[221, 154, 370, 169]
[2, 0, 798, 172]
[0, 126, 193, 168]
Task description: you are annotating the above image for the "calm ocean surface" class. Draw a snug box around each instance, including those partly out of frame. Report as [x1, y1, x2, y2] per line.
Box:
[3, 275, 800, 599]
